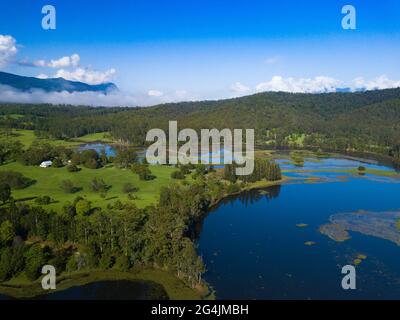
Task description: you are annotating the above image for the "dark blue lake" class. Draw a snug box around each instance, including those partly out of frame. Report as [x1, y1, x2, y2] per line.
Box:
[197, 158, 400, 299]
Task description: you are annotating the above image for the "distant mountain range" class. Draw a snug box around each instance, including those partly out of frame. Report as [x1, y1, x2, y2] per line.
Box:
[0, 71, 118, 93]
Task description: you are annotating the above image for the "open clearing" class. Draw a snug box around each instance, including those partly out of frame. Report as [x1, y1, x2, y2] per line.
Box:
[0, 162, 177, 209]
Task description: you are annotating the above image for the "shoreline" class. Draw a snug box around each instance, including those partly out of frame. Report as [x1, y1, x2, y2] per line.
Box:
[0, 178, 286, 300]
[0, 268, 208, 300]
[1, 152, 395, 300]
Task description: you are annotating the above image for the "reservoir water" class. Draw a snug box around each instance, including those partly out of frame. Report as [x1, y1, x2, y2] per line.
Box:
[0, 280, 168, 300]
[197, 157, 400, 299]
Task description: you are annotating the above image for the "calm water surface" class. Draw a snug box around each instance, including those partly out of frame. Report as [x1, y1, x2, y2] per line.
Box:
[198, 158, 400, 299]
[0, 280, 168, 300]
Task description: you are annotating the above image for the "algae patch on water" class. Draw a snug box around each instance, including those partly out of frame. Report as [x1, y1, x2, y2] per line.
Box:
[304, 241, 316, 246]
[353, 258, 362, 265]
[319, 211, 400, 246]
[353, 254, 367, 266]
[319, 223, 350, 242]
[296, 223, 308, 228]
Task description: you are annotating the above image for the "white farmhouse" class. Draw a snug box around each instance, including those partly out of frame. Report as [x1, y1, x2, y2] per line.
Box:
[40, 160, 52, 168]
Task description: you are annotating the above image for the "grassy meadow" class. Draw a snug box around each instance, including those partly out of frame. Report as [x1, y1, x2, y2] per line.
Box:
[1, 129, 113, 148]
[0, 162, 177, 210]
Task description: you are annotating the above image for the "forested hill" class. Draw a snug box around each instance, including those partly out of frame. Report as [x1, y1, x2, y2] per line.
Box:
[1, 87, 400, 157]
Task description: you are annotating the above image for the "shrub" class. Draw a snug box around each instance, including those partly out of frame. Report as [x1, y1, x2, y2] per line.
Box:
[90, 178, 110, 193]
[358, 166, 366, 171]
[75, 199, 91, 216]
[122, 182, 138, 194]
[0, 248, 13, 281]
[60, 180, 79, 194]
[0, 183, 11, 204]
[226, 183, 241, 194]
[81, 150, 101, 169]
[179, 165, 191, 175]
[52, 158, 64, 168]
[35, 195, 52, 205]
[171, 170, 185, 179]
[114, 255, 130, 272]
[24, 244, 46, 281]
[114, 146, 136, 168]
[66, 255, 78, 272]
[0, 171, 35, 189]
[67, 164, 80, 172]
[47, 249, 69, 274]
[99, 251, 114, 270]
[131, 163, 155, 180]
[195, 164, 207, 176]
[85, 158, 100, 169]
[127, 193, 138, 200]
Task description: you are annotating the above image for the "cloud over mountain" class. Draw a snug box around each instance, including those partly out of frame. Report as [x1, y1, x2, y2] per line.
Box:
[54, 67, 116, 85]
[34, 54, 80, 68]
[256, 76, 342, 93]
[0, 35, 17, 69]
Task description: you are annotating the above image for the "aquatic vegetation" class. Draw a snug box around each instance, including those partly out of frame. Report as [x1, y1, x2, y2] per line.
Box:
[320, 211, 400, 246]
[353, 258, 362, 266]
[296, 223, 308, 228]
[396, 219, 400, 231]
[319, 223, 351, 242]
[290, 152, 305, 167]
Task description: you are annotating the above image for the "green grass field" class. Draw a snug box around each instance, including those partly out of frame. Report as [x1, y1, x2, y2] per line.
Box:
[0, 162, 177, 209]
[73, 132, 114, 143]
[1, 129, 113, 148]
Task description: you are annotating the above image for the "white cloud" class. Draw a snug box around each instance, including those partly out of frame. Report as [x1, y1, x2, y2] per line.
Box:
[230, 82, 250, 94]
[351, 75, 400, 91]
[0, 35, 18, 69]
[33, 60, 46, 67]
[148, 89, 164, 97]
[256, 76, 342, 93]
[0, 85, 197, 107]
[33, 53, 80, 68]
[18, 51, 115, 85]
[54, 67, 116, 85]
[36, 74, 49, 79]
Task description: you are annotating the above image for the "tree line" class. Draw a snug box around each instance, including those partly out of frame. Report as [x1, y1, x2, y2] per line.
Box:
[2, 88, 400, 162]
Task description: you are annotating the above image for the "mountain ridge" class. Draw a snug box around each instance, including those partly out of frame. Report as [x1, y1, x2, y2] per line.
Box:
[0, 71, 118, 93]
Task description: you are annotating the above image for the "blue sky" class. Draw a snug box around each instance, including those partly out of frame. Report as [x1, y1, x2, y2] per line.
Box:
[1, 0, 400, 105]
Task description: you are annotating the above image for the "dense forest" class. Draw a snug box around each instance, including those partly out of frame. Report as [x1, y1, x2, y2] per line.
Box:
[0, 181, 211, 287]
[0, 136, 282, 291]
[1, 88, 400, 163]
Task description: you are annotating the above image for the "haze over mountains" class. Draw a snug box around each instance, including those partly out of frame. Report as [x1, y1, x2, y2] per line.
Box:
[2, 86, 398, 154]
[0, 71, 118, 94]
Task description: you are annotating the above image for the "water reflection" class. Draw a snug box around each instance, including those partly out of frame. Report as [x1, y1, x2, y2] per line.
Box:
[198, 158, 400, 299]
